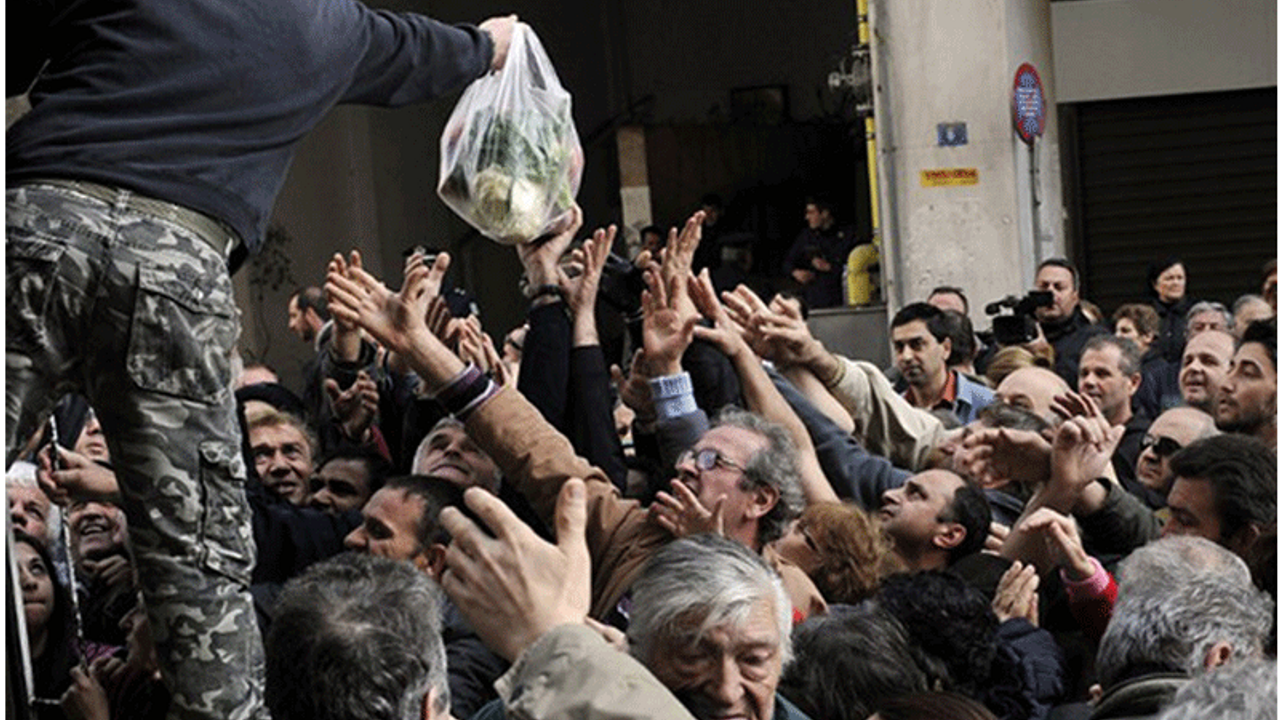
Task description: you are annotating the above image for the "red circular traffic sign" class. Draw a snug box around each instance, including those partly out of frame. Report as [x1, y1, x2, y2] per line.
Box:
[1013, 63, 1045, 145]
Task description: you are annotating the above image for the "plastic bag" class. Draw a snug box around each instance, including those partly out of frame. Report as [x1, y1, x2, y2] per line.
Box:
[438, 23, 584, 245]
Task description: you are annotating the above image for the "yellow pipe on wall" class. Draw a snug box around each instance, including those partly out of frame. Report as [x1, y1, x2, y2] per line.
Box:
[847, 0, 881, 306]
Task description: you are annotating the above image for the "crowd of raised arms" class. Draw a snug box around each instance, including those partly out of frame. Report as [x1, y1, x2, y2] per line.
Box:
[10, 200, 1276, 720]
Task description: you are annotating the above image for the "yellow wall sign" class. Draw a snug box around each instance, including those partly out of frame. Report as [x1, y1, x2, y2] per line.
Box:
[921, 168, 979, 187]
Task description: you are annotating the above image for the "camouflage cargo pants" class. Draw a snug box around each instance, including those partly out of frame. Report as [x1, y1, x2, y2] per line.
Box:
[6, 182, 267, 720]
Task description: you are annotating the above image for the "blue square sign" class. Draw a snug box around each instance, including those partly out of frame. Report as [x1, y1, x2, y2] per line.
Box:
[937, 123, 968, 147]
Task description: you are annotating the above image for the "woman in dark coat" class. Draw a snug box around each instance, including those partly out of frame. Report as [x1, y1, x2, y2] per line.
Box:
[1147, 257, 1193, 364]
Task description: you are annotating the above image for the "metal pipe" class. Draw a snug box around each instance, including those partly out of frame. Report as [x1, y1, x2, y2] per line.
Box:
[863, 0, 903, 313]
[844, 0, 884, 307]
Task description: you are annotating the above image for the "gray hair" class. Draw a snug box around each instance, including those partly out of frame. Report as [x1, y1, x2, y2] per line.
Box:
[628, 534, 793, 668]
[1157, 658, 1277, 720]
[710, 407, 804, 545]
[411, 417, 503, 491]
[1096, 536, 1274, 689]
[266, 553, 449, 720]
[1188, 300, 1235, 332]
[1232, 294, 1269, 316]
[7, 460, 62, 545]
[412, 417, 465, 474]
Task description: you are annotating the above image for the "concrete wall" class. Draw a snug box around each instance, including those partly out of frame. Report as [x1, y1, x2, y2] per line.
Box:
[874, 0, 1063, 317]
[1052, 0, 1277, 103]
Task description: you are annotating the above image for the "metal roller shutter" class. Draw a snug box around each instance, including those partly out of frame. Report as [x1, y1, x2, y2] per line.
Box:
[1065, 87, 1276, 314]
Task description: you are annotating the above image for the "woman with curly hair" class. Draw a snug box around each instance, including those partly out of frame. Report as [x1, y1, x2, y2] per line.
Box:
[771, 501, 904, 605]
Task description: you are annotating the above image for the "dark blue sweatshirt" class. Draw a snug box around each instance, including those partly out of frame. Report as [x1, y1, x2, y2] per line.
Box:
[8, 0, 492, 255]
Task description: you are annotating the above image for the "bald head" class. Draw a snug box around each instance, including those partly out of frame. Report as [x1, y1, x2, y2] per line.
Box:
[1135, 407, 1219, 494]
[995, 367, 1070, 424]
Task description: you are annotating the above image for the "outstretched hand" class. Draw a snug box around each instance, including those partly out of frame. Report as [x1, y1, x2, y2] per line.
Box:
[688, 269, 750, 360]
[722, 285, 824, 368]
[439, 478, 591, 662]
[326, 250, 423, 352]
[611, 349, 656, 421]
[1001, 507, 1094, 581]
[325, 370, 379, 443]
[641, 264, 698, 376]
[992, 560, 1040, 626]
[659, 211, 706, 313]
[1049, 394, 1124, 500]
[961, 427, 1053, 490]
[517, 205, 583, 289]
[326, 249, 464, 394]
[563, 224, 616, 317]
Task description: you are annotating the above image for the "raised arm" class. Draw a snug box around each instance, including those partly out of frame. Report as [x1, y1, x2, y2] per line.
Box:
[325, 249, 466, 393]
[687, 271, 838, 505]
[766, 365, 910, 510]
[778, 363, 856, 434]
[514, 206, 582, 428]
[562, 224, 629, 489]
[723, 284, 947, 470]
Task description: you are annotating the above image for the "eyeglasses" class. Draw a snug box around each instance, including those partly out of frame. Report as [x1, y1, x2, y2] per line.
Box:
[1141, 434, 1183, 458]
[677, 447, 745, 473]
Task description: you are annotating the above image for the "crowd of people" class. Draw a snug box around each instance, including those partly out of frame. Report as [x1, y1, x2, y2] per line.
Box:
[9, 195, 1277, 719]
[7, 2, 1278, 719]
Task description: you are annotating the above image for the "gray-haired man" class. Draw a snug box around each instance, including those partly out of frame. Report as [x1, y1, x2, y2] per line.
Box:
[628, 534, 811, 720]
[1087, 536, 1273, 719]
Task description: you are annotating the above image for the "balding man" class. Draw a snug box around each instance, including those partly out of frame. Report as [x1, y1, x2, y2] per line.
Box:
[1134, 407, 1218, 498]
[1179, 330, 1235, 413]
[994, 366, 1070, 425]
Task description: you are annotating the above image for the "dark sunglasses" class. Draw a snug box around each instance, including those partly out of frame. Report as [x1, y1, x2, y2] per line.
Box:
[1141, 434, 1183, 458]
[677, 447, 745, 473]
